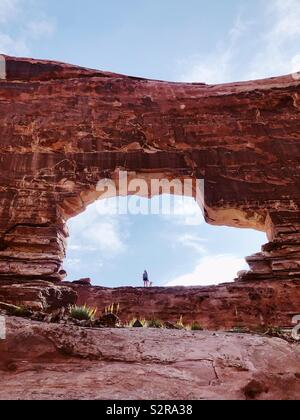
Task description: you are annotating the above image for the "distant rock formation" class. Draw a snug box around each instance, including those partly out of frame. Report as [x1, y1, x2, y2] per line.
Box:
[71, 280, 300, 330]
[72, 278, 92, 286]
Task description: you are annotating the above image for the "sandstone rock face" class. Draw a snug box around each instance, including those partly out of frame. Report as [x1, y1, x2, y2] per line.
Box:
[0, 280, 76, 311]
[71, 280, 300, 330]
[72, 278, 92, 286]
[0, 55, 300, 282]
[0, 317, 299, 400]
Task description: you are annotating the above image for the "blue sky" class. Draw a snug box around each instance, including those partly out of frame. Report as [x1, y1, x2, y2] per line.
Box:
[1, 0, 299, 287]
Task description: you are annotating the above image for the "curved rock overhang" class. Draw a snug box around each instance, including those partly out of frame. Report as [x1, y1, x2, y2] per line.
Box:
[0, 55, 299, 282]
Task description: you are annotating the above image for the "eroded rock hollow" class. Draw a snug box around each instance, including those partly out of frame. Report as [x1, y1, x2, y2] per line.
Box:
[0, 55, 300, 283]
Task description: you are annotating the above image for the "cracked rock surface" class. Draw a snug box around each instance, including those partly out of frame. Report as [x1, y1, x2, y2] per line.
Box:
[70, 280, 300, 330]
[0, 317, 299, 400]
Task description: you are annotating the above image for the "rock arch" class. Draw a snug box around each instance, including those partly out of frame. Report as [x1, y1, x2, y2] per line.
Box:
[0, 55, 299, 283]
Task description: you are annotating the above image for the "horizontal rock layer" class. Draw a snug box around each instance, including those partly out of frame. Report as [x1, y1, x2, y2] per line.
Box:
[71, 280, 300, 330]
[0, 317, 299, 400]
[0, 55, 299, 282]
[0, 280, 76, 311]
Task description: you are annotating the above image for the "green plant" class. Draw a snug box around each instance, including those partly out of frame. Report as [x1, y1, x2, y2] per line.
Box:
[126, 318, 148, 328]
[176, 315, 185, 329]
[70, 304, 97, 321]
[147, 319, 164, 329]
[104, 303, 120, 316]
[140, 319, 148, 327]
[253, 326, 268, 334]
[126, 318, 136, 327]
[0, 303, 30, 317]
[231, 325, 247, 333]
[189, 321, 203, 331]
[13, 306, 31, 317]
[263, 327, 284, 336]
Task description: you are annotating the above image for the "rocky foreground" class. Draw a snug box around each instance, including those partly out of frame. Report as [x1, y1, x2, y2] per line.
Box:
[0, 280, 299, 400]
[0, 317, 299, 400]
[1, 279, 300, 330]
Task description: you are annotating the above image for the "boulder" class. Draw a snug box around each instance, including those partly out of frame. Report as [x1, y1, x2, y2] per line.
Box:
[72, 278, 92, 286]
[0, 281, 77, 312]
[97, 313, 120, 328]
[132, 320, 144, 328]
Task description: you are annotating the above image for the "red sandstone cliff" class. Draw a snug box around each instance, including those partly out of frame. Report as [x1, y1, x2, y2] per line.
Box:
[71, 280, 300, 330]
[0, 55, 300, 283]
[1, 55, 300, 402]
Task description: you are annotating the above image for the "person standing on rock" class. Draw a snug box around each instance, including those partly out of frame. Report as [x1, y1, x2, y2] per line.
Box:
[143, 270, 150, 288]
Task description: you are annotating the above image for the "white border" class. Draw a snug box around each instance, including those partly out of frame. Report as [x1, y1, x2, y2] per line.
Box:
[0, 316, 6, 340]
[0, 55, 6, 80]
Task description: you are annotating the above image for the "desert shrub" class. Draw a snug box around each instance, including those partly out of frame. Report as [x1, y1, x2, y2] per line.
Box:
[12, 306, 31, 317]
[126, 318, 148, 328]
[263, 327, 284, 337]
[175, 316, 203, 331]
[140, 319, 149, 327]
[0, 303, 30, 317]
[231, 325, 248, 333]
[124, 318, 146, 328]
[190, 321, 203, 331]
[176, 315, 185, 329]
[126, 318, 136, 327]
[104, 303, 120, 316]
[147, 319, 164, 329]
[70, 304, 97, 321]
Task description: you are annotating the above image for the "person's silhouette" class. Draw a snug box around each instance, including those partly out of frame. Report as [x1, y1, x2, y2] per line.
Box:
[143, 270, 149, 288]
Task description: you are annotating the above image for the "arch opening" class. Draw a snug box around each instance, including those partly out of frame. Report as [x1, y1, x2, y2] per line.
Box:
[64, 184, 267, 288]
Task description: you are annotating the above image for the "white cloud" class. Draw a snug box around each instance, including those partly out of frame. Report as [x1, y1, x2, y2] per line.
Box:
[26, 20, 56, 40]
[67, 202, 127, 257]
[180, 16, 248, 84]
[83, 220, 125, 254]
[0, 33, 29, 56]
[162, 196, 204, 226]
[0, 0, 27, 55]
[0, 0, 56, 55]
[179, 0, 300, 83]
[0, 0, 21, 24]
[65, 256, 103, 273]
[291, 54, 300, 74]
[247, 0, 300, 80]
[65, 258, 81, 268]
[175, 234, 207, 254]
[68, 244, 97, 252]
[166, 255, 247, 287]
[268, 0, 300, 42]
